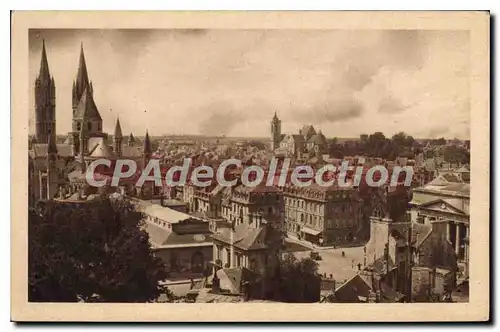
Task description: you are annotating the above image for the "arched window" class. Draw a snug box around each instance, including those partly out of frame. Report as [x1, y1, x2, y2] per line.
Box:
[76, 122, 81, 131]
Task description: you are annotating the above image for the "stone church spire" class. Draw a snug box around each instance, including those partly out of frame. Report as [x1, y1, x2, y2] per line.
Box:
[114, 116, 123, 139]
[73, 42, 92, 111]
[128, 132, 136, 146]
[39, 40, 51, 81]
[114, 117, 123, 157]
[35, 39, 56, 144]
[142, 130, 152, 170]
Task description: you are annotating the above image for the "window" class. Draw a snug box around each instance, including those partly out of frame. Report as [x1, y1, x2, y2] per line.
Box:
[87, 121, 92, 131]
[76, 122, 81, 131]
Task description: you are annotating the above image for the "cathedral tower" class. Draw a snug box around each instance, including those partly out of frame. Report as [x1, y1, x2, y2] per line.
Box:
[35, 40, 56, 144]
[270, 112, 281, 151]
[71, 43, 103, 155]
[72, 43, 92, 112]
[114, 117, 123, 157]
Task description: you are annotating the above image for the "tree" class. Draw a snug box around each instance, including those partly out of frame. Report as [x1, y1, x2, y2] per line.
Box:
[430, 137, 446, 146]
[28, 196, 169, 302]
[443, 145, 470, 165]
[424, 149, 435, 159]
[272, 253, 320, 303]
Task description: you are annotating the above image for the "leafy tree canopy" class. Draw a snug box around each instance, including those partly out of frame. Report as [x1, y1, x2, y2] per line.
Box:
[29, 196, 169, 302]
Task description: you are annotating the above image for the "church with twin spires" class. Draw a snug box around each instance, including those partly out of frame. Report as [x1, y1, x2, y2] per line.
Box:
[28, 40, 149, 204]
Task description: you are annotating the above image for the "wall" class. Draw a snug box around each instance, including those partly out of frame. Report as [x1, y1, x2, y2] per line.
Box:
[153, 246, 212, 274]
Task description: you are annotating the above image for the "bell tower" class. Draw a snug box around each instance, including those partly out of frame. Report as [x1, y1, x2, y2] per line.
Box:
[34, 40, 56, 144]
[270, 112, 281, 151]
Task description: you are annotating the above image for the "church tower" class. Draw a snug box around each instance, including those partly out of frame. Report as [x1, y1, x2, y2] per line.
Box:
[128, 132, 136, 146]
[142, 130, 152, 170]
[270, 112, 281, 151]
[35, 40, 56, 144]
[71, 43, 104, 155]
[72, 43, 92, 113]
[113, 117, 123, 157]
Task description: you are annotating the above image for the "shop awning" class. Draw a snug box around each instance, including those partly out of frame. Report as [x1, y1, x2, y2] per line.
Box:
[301, 226, 322, 236]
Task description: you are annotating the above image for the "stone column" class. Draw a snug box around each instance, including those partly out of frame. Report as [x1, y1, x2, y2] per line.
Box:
[446, 221, 451, 242]
[230, 230, 236, 268]
[455, 223, 460, 256]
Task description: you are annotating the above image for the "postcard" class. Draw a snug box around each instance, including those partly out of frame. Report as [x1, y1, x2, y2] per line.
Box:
[11, 11, 490, 322]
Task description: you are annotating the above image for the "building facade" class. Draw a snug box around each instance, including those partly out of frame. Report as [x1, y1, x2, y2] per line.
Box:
[282, 183, 363, 246]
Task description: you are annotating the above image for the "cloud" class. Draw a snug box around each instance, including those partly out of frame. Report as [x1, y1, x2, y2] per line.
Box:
[29, 29, 470, 139]
[196, 101, 245, 136]
[290, 95, 365, 124]
[378, 96, 410, 114]
[426, 125, 451, 138]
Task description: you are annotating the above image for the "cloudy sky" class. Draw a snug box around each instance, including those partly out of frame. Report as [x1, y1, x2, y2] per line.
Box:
[29, 29, 470, 139]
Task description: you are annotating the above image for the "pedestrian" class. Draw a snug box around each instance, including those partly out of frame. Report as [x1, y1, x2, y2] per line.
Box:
[342, 251, 345, 257]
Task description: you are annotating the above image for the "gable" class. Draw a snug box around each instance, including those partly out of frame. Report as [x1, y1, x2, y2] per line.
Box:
[419, 199, 466, 216]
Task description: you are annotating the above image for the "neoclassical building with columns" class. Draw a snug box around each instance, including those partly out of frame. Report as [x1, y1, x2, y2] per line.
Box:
[409, 181, 470, 277]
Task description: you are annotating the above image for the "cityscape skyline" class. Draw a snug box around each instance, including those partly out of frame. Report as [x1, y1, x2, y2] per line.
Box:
[29, 29, 470, 140]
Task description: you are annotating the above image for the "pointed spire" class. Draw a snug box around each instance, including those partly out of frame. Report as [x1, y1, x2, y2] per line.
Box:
[143, 130, 152, 154]
[75, 42, 90, 93]
[114, 116, 123, 139]
[273, 111, 278, 120]
[39, 39, 51, 81]
[80, 86, 91, 119]
[47, 130, 57, 154]
[128, 132, 135, 146]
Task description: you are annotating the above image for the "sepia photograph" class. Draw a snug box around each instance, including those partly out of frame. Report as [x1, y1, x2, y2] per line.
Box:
[11, 11, 490, 322]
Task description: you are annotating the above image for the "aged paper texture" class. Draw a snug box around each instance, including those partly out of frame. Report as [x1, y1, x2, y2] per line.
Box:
[11, 11, 489, 322]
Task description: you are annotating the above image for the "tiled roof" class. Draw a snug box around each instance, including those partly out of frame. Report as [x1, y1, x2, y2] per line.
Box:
[138, 202, 201, 224]
[31, 143, 74, 158]
[212, 223, 280, 251]
[411, 223, 433, 247]
[300, 124, 316, 138]
[417, 182, 470, 197]
[121, 145, 143, 158]
[232, 182, 280, 194]
[216, 267, 258, 295]
[144, 222, 212, 247]
[74, 87, 102, 120]
[88, 139, 116, 159]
